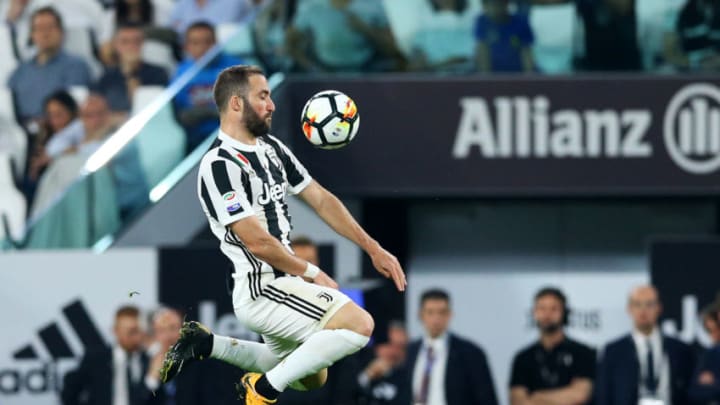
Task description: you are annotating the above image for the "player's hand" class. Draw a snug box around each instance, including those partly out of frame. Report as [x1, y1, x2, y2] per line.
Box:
[313, 270, 338, 289]
[369, 246, 406, 292]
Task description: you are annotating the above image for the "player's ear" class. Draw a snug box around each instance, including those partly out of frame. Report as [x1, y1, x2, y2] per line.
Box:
[230, 95, 243, 114]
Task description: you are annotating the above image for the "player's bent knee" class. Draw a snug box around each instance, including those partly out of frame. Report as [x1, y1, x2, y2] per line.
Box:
[300, 368, 328, 390]
[325, 302, 374, 337]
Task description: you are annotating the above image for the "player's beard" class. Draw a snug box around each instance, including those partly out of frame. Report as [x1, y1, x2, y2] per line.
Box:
[243, 98, 272, 138]
[538, 321, 563, 335]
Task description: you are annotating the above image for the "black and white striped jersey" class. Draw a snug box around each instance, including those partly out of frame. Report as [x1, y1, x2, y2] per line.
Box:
[197, 130, 312, 281]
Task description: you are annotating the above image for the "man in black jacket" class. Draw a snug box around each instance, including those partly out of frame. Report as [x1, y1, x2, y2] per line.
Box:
[405, 289, 498, 405]
[510, 287, 595, 405]
[62, 305, 155, 405]
[596, 285, 694, 405]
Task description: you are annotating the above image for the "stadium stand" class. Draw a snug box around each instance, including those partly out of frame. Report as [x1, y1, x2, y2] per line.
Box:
[142, 38, 177, 77]
[530, 3, 576, 74]
[0, 152, 26, 242]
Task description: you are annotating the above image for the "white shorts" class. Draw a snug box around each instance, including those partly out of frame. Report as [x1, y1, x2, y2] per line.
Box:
[232, 274, 352, 358]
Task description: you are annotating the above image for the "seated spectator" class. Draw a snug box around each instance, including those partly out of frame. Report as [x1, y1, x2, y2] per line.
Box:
[28, 91, 82, 180]
[356, 320, 410, 404]
[596, 285, 694, 405]
[536, 0, 641, 71]
[663, 0, 720, 72]
[74, 93, 148, 220]
[286, 0, 404, 72]
[689, 299, 720, 403]
[7, 6, 91, 127]
[167, 0, 265, 36]
[475, 0, 534, 73]
[172, 21, 241, 153]
[510, 287, 595, 405]
[405, 289, 498, 405]
[94, 23, 169, 116]
[409, 0, 476, 72]
[254, 0, 296, 72]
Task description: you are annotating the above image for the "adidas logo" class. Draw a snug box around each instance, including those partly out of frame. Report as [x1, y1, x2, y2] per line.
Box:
[0, 299, 106, 395]
[13, 299, 106, 361]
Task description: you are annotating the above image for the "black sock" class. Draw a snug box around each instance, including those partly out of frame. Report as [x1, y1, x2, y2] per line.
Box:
[198, 333, 213, 358]
[254, 374, 280, 400]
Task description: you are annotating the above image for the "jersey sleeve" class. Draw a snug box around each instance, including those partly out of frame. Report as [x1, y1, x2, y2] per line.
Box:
[199, 158, 254, 226]
[268, 136, 312, 195]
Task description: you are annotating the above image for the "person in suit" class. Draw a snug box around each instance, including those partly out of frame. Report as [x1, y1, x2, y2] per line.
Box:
[689, 299, 720, 404]
[405, 288, 498, 405]
[61, 305, 155, 405]
[510, 287, 596, 405]
[596, 285, 695, 405]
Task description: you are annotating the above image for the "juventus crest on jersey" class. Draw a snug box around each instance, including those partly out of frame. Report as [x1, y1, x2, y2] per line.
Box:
[197, 130, 312, 279]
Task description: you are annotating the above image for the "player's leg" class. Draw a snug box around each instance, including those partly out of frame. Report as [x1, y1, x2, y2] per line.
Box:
[159, 321, 282, 383]
[239, 278, 373, 402]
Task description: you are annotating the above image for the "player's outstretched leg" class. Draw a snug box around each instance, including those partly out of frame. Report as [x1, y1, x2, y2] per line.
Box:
[237, 302, 373, 404]
[159, 321, 281, 383]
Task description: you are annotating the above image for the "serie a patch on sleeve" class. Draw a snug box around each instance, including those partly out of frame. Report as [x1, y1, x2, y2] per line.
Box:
[223, 191, 242, 213]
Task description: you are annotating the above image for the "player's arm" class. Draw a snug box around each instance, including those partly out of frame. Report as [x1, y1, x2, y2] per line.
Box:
[298, 180, 406, 291]
[229, 216, 338, 288]
[528, 379, 593, 405]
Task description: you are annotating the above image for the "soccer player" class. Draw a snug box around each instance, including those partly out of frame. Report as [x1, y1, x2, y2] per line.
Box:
[159, 65, 406, 404]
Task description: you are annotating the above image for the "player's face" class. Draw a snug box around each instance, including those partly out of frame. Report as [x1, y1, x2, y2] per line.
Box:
[153, 311, 182, 349]
[627, 287, 661, 332]
[114, 315, 143, 352]
[420, 299, 451, 339]
[242, 74, 275, 138]
[534, 295, 564, 333]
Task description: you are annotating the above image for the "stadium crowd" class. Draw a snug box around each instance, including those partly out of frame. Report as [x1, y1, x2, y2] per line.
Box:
[59, 280, 720, 404]
[0, 0, 716, 244]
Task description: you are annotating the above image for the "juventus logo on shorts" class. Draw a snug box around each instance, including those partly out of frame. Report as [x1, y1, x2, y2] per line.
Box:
[317, 292, 334, 303]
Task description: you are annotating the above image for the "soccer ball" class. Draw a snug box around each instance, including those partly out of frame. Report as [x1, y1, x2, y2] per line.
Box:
[300, 90, 360, 150]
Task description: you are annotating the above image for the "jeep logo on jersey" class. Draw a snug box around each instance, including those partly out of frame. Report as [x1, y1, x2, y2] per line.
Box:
[663, 83, 720, 175]
[258, 183, 285, 205]
[452, 96, 652, 160]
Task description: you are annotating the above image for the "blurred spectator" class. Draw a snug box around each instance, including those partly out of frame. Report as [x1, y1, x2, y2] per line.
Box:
[356, 320, 410, 405]
[702, 300, 720, 344]
[7, 6, 91, 126]
[95, 23, 168, 116]
[73, 93, 148, 220]
[509, 287, 595, 405]
[27, 91, 81, 182]
[291, 235, 320, 265]
[116, 0, 155, 26]
[596, 285, 695, 405]
[167, 0, 265, 36]
[254, 0, 296, 72]
[537, 0, 641, 71]
[689, 298, 720, 403]
[62, 305, 155, 405]
[475, 0, 535, 73]
[172, 21, 241, 153]
[408, 0, 476, 72]
[406, 289, 497, 405]
[664, 0, 720, 72]
[286, 0, 404, 72]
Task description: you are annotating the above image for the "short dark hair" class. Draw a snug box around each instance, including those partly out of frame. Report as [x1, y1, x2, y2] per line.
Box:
[186, 21, 216, 39]
[116, 21, 145, 34]
[213, 65, 264, 114]
[420, 289, 450, 308]
[534, 287, 567, 306]
[31, 6, 64, 32]
[291, 235, 316, 248]
[44, 90, 78, 118]
[115, 305, 140, 320]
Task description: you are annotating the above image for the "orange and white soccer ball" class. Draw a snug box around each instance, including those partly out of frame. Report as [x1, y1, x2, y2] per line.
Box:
[300, 90, 360, 149]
